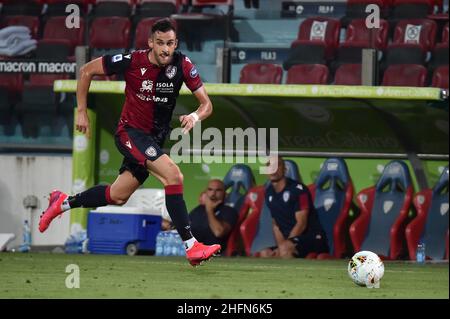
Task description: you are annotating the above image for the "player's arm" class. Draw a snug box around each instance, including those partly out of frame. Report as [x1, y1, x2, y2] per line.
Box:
[75, 57, 105, 135]
[288, 210, 308, 238]
[272, 219, 287, 246]
[180, 86, 212, 134]
[203, 196, 231, 238]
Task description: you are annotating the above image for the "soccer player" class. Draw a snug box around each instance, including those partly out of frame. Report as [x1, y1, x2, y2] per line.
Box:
[260, 156, 329, 258]
[39, 18, 220, 266]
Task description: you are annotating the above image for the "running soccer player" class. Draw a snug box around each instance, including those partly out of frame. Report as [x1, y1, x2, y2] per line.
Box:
[39, 18, 220, 266]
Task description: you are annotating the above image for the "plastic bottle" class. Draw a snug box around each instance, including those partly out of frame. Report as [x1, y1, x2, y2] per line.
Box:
[170, 230, 179, 256]
[416, 242, 426, 264]
[155, 231, 164, 256]
[163, 231, 172, 256]
[176, 233, 186, 257]
[19, 220, 31, 252]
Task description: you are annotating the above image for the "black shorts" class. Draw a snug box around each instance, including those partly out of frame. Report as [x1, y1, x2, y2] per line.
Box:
[114, 126, 166, 184]
[289, 232, 329, 258]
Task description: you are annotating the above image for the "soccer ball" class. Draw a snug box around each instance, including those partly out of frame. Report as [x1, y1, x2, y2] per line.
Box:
[348, 251, 385, 288]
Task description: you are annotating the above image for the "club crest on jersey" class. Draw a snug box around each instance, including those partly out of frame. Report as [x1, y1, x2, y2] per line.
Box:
[190, 66, 198, 78]
[165, 65, 177, 79]
[283, 191, 290, 202]
[140, 80, 153, 93]
[145, 146, 157, 158]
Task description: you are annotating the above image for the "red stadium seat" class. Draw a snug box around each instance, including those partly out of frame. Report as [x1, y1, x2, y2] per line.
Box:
[334, 64, 362, 85]
[343, 18, 389, 50]
[294, 17, 341, 60]
[391, 0, 434, 19]
[382, 64, 427, 86]
[431, 65, 449, 89]
[350, 161, 414, 260]
[0, 73, 24, 101]
[286, 64, 329, 84]
[441, 22, 449, 44]
[89, 17, 131, 49]
[239, 63, 283, 84]
[1, 15, 40, 39]
[406, 167, 449, 260]
[42, 16, 85, 53]
[392, 18, 437, 51]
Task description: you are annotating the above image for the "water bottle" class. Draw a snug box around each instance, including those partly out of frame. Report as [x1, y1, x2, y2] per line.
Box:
[170, 230, 179, 256]
[416, 242, 426, 264]
[163, 231, 172, 256]
[177, 233, 186, 257]
[155, 231, 164, 256]
[19, 220, 31, 252]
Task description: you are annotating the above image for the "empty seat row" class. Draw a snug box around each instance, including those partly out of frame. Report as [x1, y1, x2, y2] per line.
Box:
[239, 62, 449, 88]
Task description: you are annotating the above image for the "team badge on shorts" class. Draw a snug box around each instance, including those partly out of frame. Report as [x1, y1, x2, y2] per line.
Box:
[145, 146, 157, 158]
[165, 65, 177, 79]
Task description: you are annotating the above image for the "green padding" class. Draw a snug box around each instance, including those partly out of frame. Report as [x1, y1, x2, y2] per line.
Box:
[54, 80, 443, 100]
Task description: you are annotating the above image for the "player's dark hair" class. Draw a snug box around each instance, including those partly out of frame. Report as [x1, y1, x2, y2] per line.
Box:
[151, 18, 177, 36]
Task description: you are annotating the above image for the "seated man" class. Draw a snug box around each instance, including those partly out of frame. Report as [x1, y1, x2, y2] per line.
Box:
[189, 179, 238, 253]
[260, 156, 329, 258]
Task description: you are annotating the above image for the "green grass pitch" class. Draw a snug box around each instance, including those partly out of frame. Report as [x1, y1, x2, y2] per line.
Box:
[0, 253, 448, 299]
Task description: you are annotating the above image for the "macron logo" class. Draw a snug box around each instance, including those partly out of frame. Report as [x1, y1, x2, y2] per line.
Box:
[125, 141, 132, 149]
[141, 68, 147, 76]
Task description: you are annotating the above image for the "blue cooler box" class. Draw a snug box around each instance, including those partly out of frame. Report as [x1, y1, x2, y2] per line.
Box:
[87, 207, 162, 255]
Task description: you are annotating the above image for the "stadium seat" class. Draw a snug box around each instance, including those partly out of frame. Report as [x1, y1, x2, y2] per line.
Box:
[89, 17, 131, 49]
[1, 15, 40, 39]
[223, 164, 255, 212]
[334, 64, 362, 85]
[430, 22, 449, 69]
[284, 159, 302, 183]
[0, 73, 24, 103]
[135, 0, 180, 22]
[350, 160, 414, 260]
[431, 65, 449, 89]
[0, 0, 42, 16]
[309, 158, 355, 259]
[42, 16, 85, 54]
[342, 18, 389, 50]
[406, 166, 449, 260]
[285, 64, 329, 85]
[290, 17, 341, 62]
[91, 0, 132, 17]
[336, 19, 389, 67]
[382, 64, 427, 86]
[36, 39, 72, 60]
[43, 0, 90, 17]
[222, 164, 255, 256]
[239, 63, 283, 84]
[391, 19, 437, 52]
[391, 0, 434, 20]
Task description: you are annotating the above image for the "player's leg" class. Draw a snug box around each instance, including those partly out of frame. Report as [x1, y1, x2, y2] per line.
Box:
[39, 169, 141, 233]
[146, 154, 221, 264]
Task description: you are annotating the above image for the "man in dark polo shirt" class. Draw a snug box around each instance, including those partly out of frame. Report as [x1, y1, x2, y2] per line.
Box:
[190, 179, 238, 253]
[260, 156, 329, 258]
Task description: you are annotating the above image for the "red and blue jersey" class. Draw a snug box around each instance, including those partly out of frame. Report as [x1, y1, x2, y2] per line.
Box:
[102, 50, 203, 136]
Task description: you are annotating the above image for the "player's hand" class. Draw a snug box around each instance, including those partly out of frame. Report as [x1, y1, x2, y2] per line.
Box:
[204, 196, 222, 212]
[179, 112, 199, 135]
[76, 109, 91, 137]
